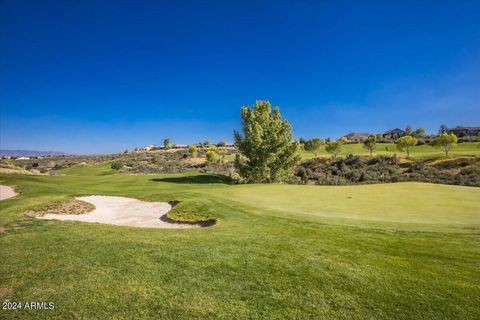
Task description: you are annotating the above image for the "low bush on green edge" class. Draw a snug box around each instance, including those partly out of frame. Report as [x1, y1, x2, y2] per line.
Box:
[166, 199, 216, 224]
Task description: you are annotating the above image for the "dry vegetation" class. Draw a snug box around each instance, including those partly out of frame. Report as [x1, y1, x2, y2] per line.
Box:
[2, 147, 480, 186]
[23, 198, 95, 217]
[295, 155, 480, 186]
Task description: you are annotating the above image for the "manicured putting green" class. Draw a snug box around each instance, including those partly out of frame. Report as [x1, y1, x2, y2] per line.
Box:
[220, 182, 480, 225]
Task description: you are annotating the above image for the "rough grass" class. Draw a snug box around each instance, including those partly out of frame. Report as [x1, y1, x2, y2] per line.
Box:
[0, 168, 479, 319]
[166, 200, 217, 223]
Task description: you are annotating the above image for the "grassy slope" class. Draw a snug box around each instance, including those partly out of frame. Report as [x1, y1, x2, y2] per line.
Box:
[0, 167, 479, 319]
[300, 142, 480, 159]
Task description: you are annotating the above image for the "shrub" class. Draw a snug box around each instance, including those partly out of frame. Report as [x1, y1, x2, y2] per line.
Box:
[189, 145, 198, 158]
[296, 155, 402, 185]
[206, 150, 220, 164]
[111, 160, 124, 170]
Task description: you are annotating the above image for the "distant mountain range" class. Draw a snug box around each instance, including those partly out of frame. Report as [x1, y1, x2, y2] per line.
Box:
[0, 150, 69, 157]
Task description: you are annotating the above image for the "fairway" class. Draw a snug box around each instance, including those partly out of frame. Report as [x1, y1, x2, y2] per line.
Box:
[300, 142, 480, 159]
[1, 168, 479, 319]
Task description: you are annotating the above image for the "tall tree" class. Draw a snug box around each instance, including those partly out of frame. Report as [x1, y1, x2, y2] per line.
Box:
[432, 133, 458, 157]
[325, 141, 342, 158]
[396, 135, 417, 158]
[362, 135, 377, 155]
[405, 125, 414, 136]
[415, 127, 425, 138]
[234, 101, 301, 183]
[304, 138, 323, 157]
[163, 138, 172, 149]
[439, 124, 448, 134]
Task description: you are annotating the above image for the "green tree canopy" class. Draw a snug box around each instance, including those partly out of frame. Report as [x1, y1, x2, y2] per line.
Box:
[432, 133, 458, 157]
[163, 138, 172, 149]
[439, 124, 448, 134]
[234, 100, 301, 183]
[415, 128, 425, 138]
[396, 135, 417, 157]
[325, 141, 342, 158]
[405, 125, 414, 136]
[203, 140, 212, 147]
[304, 138, 323, 157]
[362, 135, 377, 155]
[111, 160, 124, 170]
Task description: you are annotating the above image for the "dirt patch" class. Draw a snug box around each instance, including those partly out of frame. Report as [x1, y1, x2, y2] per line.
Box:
[185, 157, 206, 165]
[37, 196, 203, 229]
[0, 287, 13, 299]
[0, 226, 7, 233]
[25, 199, 95, 217]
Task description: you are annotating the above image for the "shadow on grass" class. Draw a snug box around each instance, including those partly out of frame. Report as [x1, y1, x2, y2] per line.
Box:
[159, 213, 216, 227]
[150, 174, 231, 184]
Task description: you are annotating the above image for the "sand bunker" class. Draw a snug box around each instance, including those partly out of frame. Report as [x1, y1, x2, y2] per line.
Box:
[0, 185, 17, 200]
[38, 196, 199, 228]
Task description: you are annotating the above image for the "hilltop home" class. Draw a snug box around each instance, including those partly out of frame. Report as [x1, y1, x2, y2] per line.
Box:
[217, 142, 235, 148]
[447, 126, 480, 137]
[382, 128, 406, 140]
[344, 132, 371, 143]
[140, 144, 157, 151]
[172, 144, 188, 149]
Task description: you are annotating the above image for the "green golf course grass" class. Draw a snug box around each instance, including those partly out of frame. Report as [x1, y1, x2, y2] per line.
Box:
[1, 165, 479, 319]
[300, 141, 480, 159]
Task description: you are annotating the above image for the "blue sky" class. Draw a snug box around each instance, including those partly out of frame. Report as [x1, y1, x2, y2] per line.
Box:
[1, 0, 479, 154]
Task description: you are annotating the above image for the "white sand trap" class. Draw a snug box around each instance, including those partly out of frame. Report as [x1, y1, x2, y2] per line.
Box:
[0, 185, 17, 200]
[38, 196, 199, 228]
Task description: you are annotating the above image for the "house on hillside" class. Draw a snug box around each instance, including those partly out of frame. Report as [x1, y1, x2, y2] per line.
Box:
[172, 144, 188, 149]
[216, 142, 235, 148]
[447, 126, 480, 137]
[382, 128, 405, 140]
[344, 132, 371, 143]
[140, 144, 157, 151]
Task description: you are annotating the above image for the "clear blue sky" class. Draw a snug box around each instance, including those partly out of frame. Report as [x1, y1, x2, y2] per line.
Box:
[1, 0, 479, 154]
